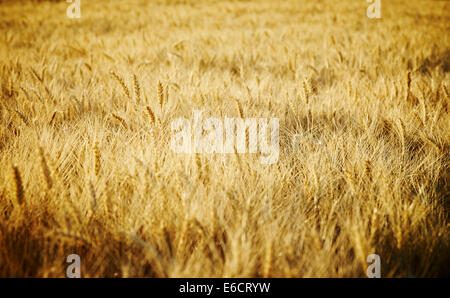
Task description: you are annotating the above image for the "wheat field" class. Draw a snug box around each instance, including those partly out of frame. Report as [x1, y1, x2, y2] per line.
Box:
[0, 0, 449, 277]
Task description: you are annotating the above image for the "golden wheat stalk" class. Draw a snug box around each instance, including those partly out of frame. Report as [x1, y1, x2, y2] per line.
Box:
[133, 74, 140, 103]
[195, 154, 203, 181]
[406, 71, 412, 91]
[344, 169, 356, 194]
[396, 118, 406, 157]
[146, 106, 156, 125]
[442, 85, 448, 99]
[89, 181, 97, 212]
[44, 86, 55, 103]
[441, 85, 449, 113]
[30, 67, 43, 83]
[12, 165, 24, 206]
[164, 84, 169, 104]
[405, 71, 412, 101]
[233, 98, 243, 118]
[364, 160, 372, 182]
[111, 71, 131, 100]
[48, 111, 58, 125]
[38, 147, 53, 189]
[302, 80, 309, 104]
[288, 98, 297, 115]
[8, 79, 16, 97]
[81, 62, 91, 72]
[177, 219, 189, 258]
[20, 87, 32, 101]
[421, 133, 442, 153]
[93, 142, 101, 177]
[163, 227, 173, 259]
[158, 81, 164, 108]
[110, 113, 128, 129]
[32, 89, 43, 103]
[15, 110, 29, 126]
[233, 148, 243, 172]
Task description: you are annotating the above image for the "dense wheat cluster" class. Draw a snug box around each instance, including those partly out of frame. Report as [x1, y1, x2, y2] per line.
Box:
[0, 0, 449, 277]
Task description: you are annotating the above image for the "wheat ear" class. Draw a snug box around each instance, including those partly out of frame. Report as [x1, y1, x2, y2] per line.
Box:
[93, 142, 101, 177]
[38, 147, 53, 189]
[146, 106, 156, 125]
[111, 71, 131, 100]
[302, 80, 309, 104]
[133, 74, 141, 103]
[15, 110, 29, 126]
[12, 165, 24, 206]
[89, 180, 97, 212]
[288, 98, 297, 115]
[234, 98, 243, 118]
[158, 81, 164, 108]
[405, 71, 412, 101]
[111, 113, 128, 129]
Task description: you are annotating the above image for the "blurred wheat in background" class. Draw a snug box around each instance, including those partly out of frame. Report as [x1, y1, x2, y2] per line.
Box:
[0, 0, 448, 277]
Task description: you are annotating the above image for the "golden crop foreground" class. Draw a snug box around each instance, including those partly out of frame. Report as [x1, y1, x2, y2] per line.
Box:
[0, 0, 448, 277]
